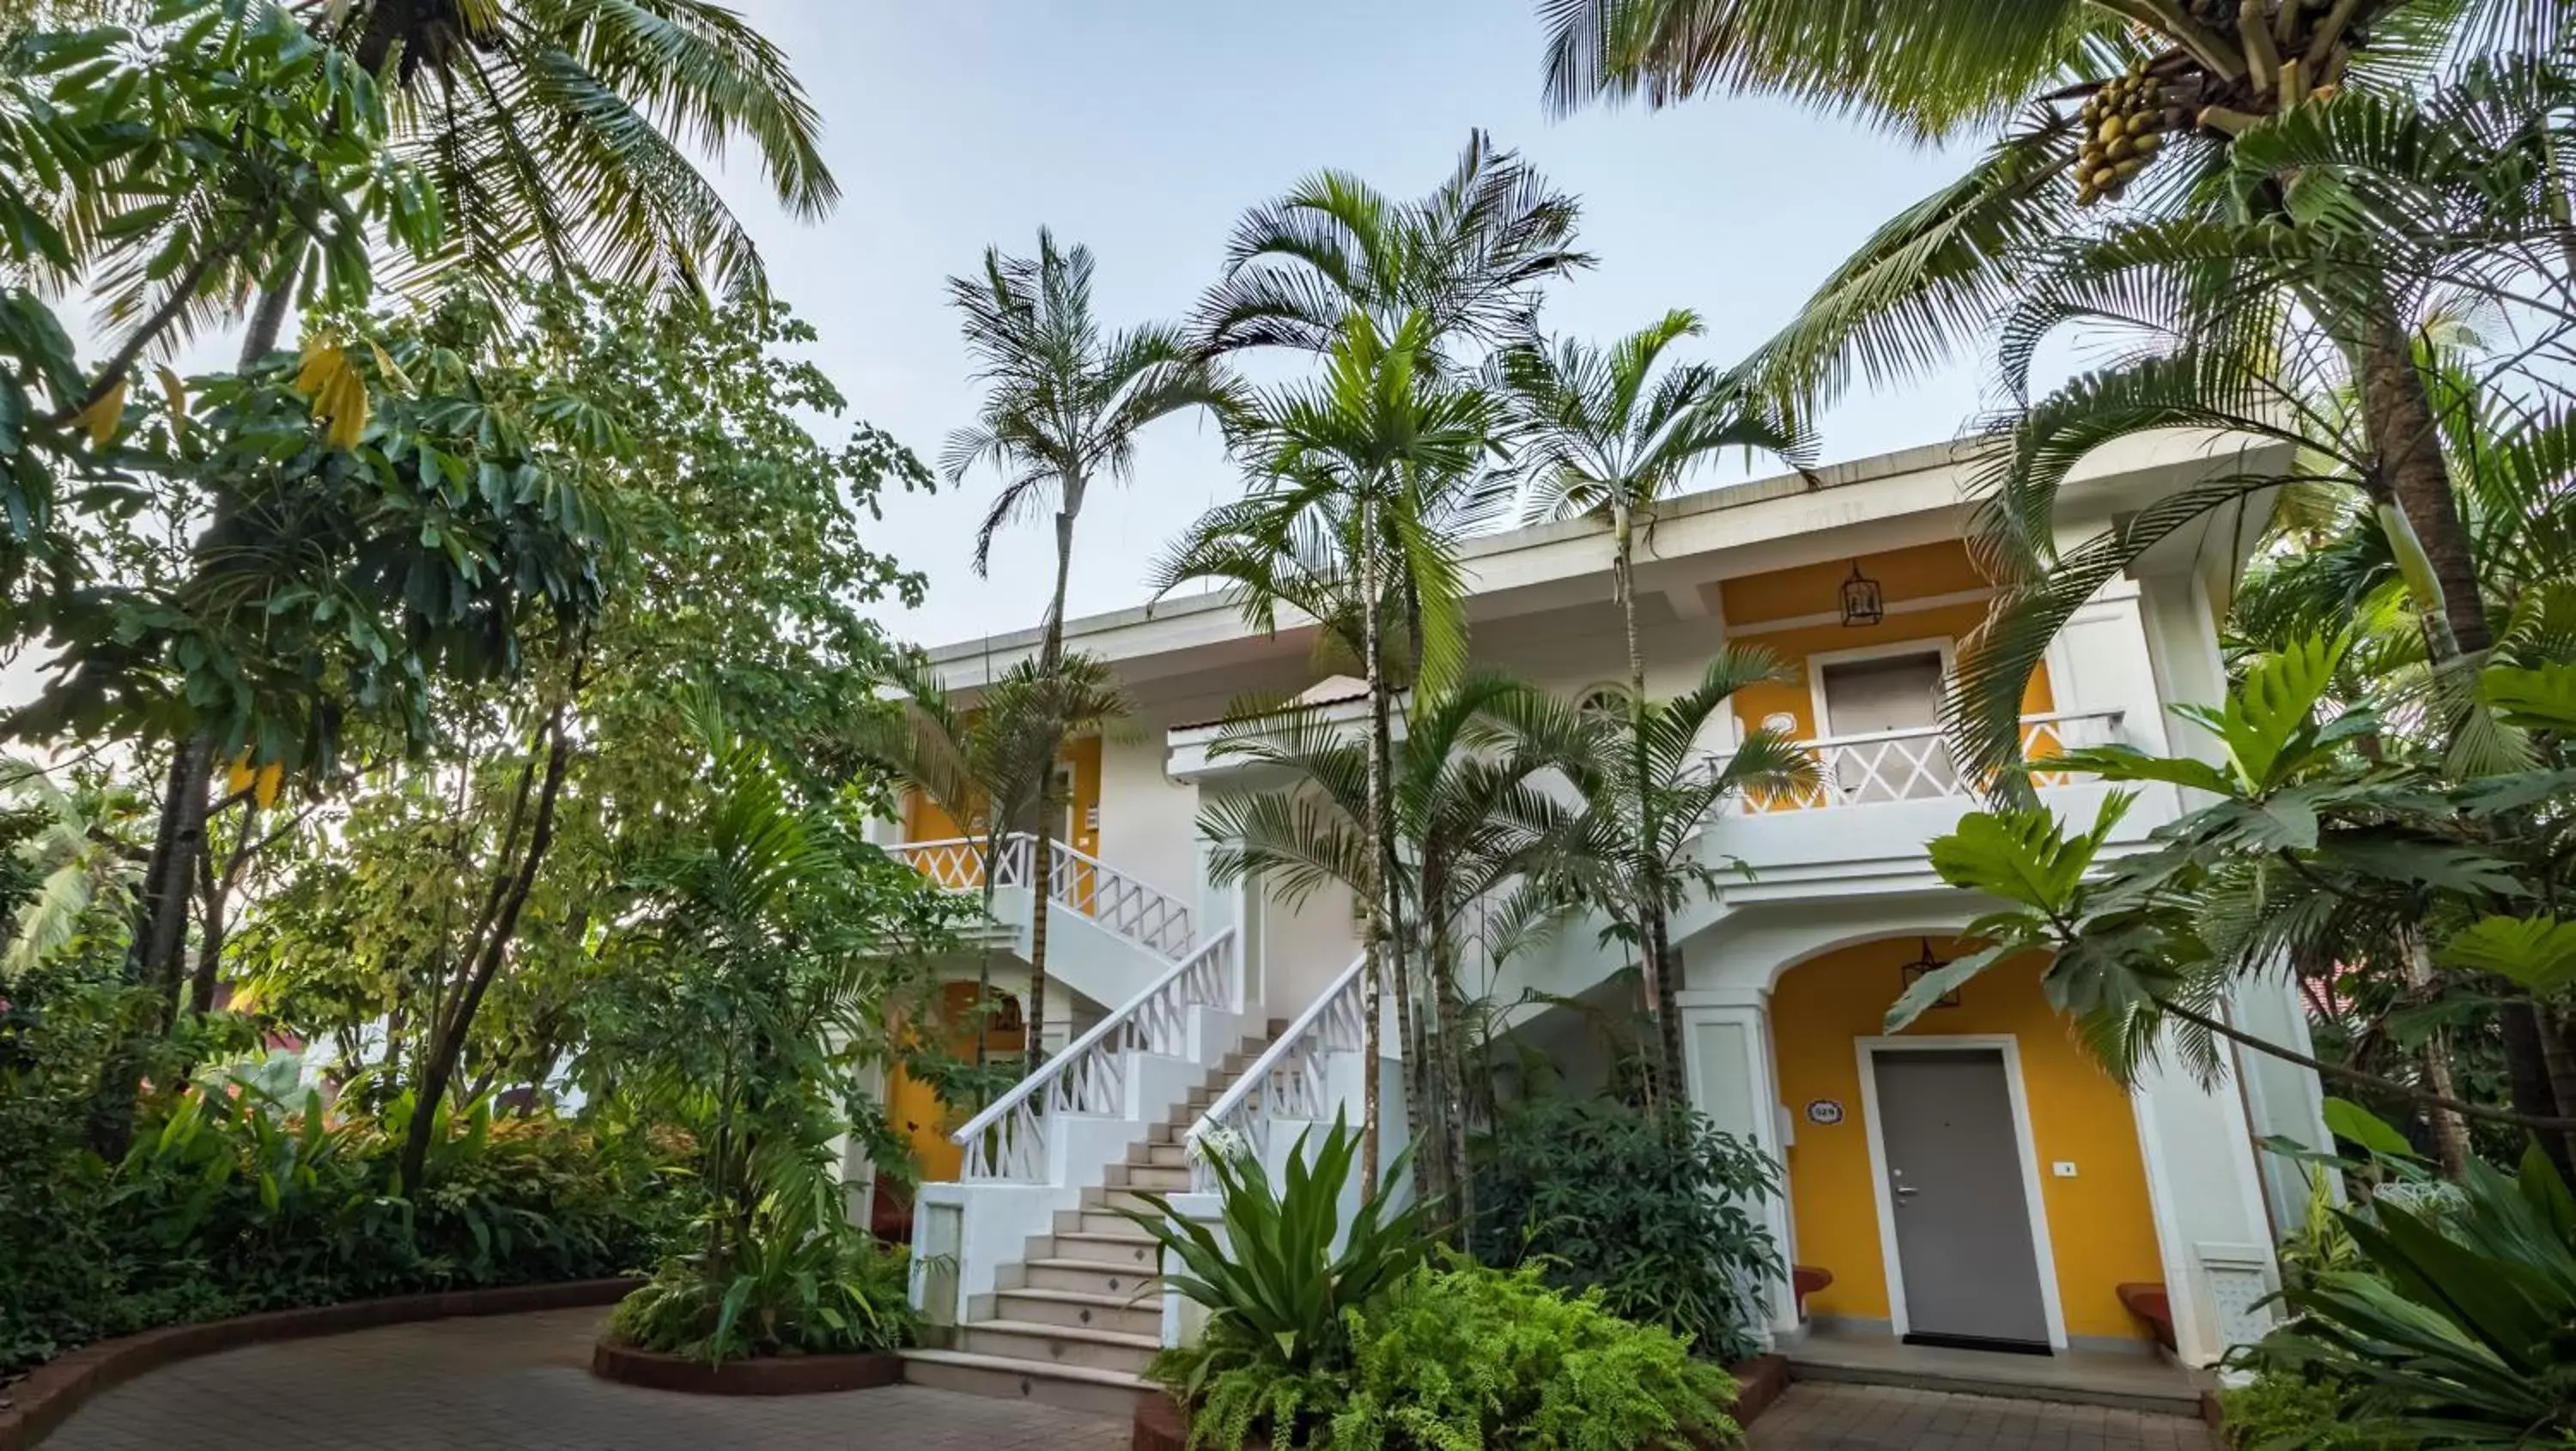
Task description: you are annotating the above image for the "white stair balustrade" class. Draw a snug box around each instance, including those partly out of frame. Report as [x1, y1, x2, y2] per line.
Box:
[889, 833, 1194, 962]
[952, 929, 1241, 1182]
[1188, 951, 1370, 1193]
[910, 927, 1252, 1339]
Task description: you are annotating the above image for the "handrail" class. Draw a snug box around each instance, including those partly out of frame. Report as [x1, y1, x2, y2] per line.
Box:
[949, 927, 1241, 1182]
[1795, 708, 2122, 753]
[1739, 709, 2126, 814]
[888, 832, 1195, 960]
[1188, 950, 1370, 1191]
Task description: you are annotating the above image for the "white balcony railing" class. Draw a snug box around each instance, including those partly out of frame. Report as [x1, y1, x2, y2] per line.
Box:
[950, 927, 1241, 1182]
[887, 832, 1196, 960]
[1188, 950, 1370, 1192]
[1741, 710, 2125, 813]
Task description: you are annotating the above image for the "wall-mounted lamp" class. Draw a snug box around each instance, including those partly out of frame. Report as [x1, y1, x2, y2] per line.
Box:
[1839, 560, 1884, 628]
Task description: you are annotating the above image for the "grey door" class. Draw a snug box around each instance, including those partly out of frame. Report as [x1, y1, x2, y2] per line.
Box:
[1872, 1048, 2052, 1350]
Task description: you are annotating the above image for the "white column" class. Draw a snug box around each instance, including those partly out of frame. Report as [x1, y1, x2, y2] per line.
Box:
[2228, 965, 2336, 1238]
[2130, 1057, 2281, 1366]
[1680, 985, 1800, 1340]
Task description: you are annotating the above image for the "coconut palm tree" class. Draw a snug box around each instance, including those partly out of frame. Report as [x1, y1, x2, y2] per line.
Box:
[1539, 0, 2563, 668]
[1154, 309, 1504, 1193]
[1194, 671, 1590, 1218]
[1536, 645, 1821, 1097]
[1195, 130, 1593, 364]
[943, 231, 1233, 1026]
[1498, 309, 1814, 1065]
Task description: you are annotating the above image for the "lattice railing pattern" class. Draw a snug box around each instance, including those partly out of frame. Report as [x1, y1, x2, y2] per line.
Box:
[1188, 952, 1370, 1192]
[890, 834, 1194, 961]
[1045, 840, 1194, 958]
[953, 928, 1242, 1182]
[1739, 711, 2123, 814]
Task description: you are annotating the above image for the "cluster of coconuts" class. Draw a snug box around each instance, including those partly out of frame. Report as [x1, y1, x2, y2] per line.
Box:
[2074, 60, 2180, 206]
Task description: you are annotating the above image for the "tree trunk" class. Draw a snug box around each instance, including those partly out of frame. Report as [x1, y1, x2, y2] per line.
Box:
[398, 702, 574, 1191]
[1357, 492, 1388, 1199]
[2397, 926, 2470, 1179]
[1612, 495, 1686, 1102]
[1026, 817, 1054, 1074]
[2542, 1006, 2576, 1174]
[1024, 490, 1081, 1074]
[2356, 307, 2488, 655]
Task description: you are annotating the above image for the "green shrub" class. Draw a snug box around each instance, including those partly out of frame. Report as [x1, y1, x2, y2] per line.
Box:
[2244, 1141, 2576, 1444]
[1472, 1095, 1781, 1363]
[610, 1160, 917, 1363]
[2217, 1372, 2407, 1451]
[1330, 1260, 1739, 1451]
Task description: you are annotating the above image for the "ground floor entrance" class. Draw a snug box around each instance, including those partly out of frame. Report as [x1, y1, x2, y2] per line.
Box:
[1744, 934, 2178, 1357]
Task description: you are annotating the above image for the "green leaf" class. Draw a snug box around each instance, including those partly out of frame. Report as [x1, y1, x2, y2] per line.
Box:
[2322, 1097, 2418, 1160]
[2482, 663, 2576, 732]
[2438, 915, 2576, 995]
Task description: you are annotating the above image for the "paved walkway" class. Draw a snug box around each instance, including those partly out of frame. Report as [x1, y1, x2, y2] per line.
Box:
[40, 1307, 2215, 1451]
[1753, 1382, 2217, 1450]
[41, 1308, 1127, 1451]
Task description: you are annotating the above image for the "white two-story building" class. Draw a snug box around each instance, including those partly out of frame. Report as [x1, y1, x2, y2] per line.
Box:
[882, 433, 2330, 1416]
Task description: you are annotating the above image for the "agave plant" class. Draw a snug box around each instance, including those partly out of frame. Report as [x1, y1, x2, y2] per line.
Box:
[2245, 1141, 2576, 1443]
[1118, 1123, 1443, 1381]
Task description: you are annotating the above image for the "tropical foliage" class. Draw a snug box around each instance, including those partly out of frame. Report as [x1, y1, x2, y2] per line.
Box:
[1472, 1094, 1783, 1364]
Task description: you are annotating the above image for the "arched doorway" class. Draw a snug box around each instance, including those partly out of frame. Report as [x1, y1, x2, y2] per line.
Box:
[1766, 935, 2165, 1351]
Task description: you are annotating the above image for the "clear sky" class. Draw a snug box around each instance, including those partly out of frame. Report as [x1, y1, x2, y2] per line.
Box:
[700, 3, 2002, 654]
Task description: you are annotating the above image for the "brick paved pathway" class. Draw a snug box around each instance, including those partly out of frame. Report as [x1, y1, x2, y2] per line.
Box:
[1751, 1382, 2217, 1450]
[42, 1307, 1128, 1451]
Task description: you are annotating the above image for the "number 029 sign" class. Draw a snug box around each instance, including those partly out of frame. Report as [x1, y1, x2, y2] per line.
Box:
[1804, 1099, 1845, 1126]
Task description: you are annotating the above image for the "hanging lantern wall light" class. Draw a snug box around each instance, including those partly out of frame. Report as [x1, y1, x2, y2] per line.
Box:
[1838, 560, 1884, 627]
[1899, 936, 1961, 1009]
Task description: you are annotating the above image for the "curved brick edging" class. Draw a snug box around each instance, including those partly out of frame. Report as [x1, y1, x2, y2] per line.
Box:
[588, 1340, 902, 1396]
[0, 1278, 641, 1451]
[1130, 1356, 1794, 1450]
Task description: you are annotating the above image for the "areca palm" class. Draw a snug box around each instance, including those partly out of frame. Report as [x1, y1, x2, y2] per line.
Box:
[1155, 308, 1504, 1192]
[858, 653, 1051, 1087]
[1195, 130, 1593, 364]
[1539, 645, 1820, 1096]
[1195, 671, 1589, 1221]
[943, 234, 1231, 1027]
[1499, 310, 1814, 1071]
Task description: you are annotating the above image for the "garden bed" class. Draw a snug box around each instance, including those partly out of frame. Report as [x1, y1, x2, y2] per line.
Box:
[586, 1339, 902, 1395]
[0, 1278, 640, 1451]
[1128, 1355, 1795, 1450]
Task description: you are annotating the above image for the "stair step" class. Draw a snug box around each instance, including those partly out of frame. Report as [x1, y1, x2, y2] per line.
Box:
[1105, 1162, 1193, 1193]
[1058, 1207, 1167, 1239]
[961, 1319, 1159, 1375]
[899, 1348, 1145, 1418]
[1139, 1142, 1191, 1169]
[1047, 1229, 1163, 1271]
[993, 1286, 1163, 1338]
[1023, 1257, 1164, 1297]
[1083, 1186, 1175, 1217]
[1144, 1120, 1175, 1144]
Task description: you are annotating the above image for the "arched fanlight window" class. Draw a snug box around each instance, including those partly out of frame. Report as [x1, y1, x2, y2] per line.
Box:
[1576, 684, 1631, 722]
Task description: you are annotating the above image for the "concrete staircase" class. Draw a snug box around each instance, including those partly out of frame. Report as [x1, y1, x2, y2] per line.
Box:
[901, 1027, 1280, 1416]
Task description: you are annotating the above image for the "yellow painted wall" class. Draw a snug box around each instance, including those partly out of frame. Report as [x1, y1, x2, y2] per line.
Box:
[898, 735, 1104, 874]
[888, 981, 1026, 1187]
[1726, 601, 2057, 745]
[1769, 937, 2166, 1342]
[1720, 540, 1992, 627]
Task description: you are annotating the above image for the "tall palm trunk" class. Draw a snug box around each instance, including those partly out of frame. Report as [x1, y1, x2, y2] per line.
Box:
[2350, 305, 2570, 1165]
[1610, 495, 1686, 1102]
[1024, 486, 1083, 1073]
[1356, 491, 1390, 1199]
